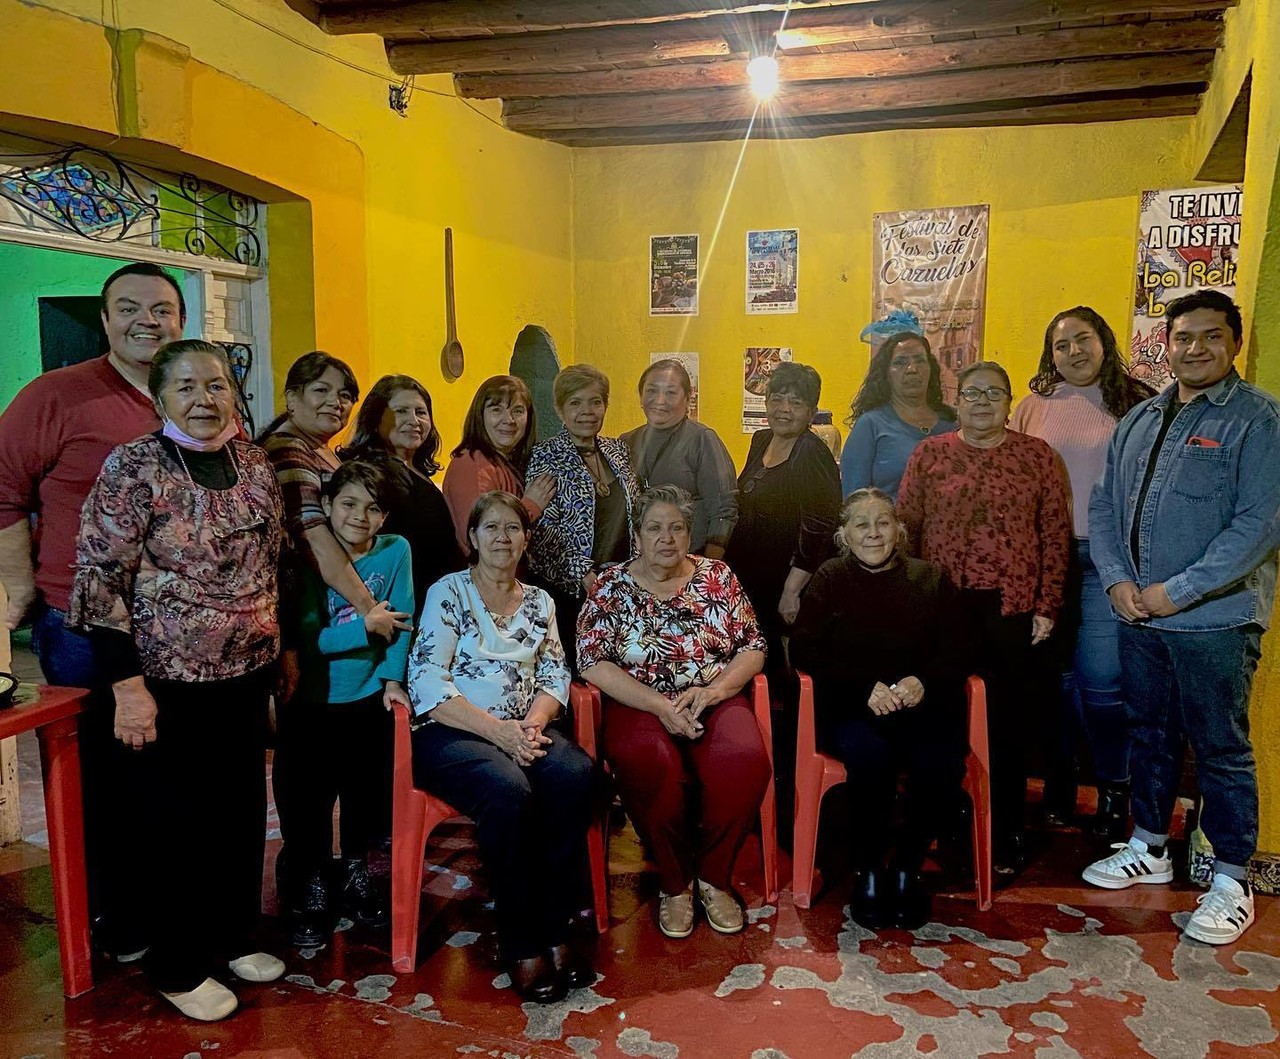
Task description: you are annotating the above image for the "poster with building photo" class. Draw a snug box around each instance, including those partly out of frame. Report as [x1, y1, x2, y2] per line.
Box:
[872, 204, 988, 401]
[746, 228, 798, 313]
[650, 351, 701, 421]
[742, 346, 792, 433]
[650, 234, 699, 316]
[1130, 184, 1242, 390]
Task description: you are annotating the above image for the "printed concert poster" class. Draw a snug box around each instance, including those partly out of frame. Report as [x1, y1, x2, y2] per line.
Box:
[1130, 184, 1242, 389]
[742, 346, 793, 433]
[649, 351, 701, 421]
[872, 204, 989, 401]
[650, 234, 699, 316]
[746, 228, 799, 314]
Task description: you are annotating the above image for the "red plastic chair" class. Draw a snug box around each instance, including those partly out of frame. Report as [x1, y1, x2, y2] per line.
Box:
[571, 673, 779, 933]
[790, 672, 992, 912]
[388, 701, 611, 973]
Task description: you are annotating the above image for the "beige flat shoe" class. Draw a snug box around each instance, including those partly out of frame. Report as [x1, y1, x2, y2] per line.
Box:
[697, 879, 744, 934]
[228, 952, 285, 982]
[658, 887, 695, 938]
[161, 977, 238, 1021]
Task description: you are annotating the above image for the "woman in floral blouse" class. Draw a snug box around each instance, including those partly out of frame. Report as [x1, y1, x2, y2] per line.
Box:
[70, 340, 285, 1022]
[407, 491, 594, 1005]
[577, 485, 770, 941]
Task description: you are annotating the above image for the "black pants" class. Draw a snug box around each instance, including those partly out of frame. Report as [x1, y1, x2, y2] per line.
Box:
[542, 583, 585, 674]
[958, 589, 1046, 840]
[144, 668, 271, 992]
[823, 704, 966, 872]
[275, 691, 390, 881]
[411, 723, 593, 961]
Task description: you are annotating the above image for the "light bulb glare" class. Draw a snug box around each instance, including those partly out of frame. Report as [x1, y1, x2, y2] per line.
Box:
[747, 55, 780, 101]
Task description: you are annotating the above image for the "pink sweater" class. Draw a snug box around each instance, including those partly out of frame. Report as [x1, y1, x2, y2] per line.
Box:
[1010, 384, 1118, 539]
[441, 449, 542, 551]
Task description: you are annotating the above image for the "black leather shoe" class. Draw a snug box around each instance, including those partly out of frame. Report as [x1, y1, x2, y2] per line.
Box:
[890, 869, 932, 930]
[1090, 784, 1130, 842]
[547, 942, 594, 990]
[511, 955, 568, 1004]
[340, 857, 387, 927]
[291, 873, 332, 949]
[849, 869, 890, 930]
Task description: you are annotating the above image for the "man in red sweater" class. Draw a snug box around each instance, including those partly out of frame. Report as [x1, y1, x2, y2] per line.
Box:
[0, 260, 185, 957]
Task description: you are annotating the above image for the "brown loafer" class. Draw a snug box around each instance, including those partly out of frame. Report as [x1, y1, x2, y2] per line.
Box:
[658, 887, 695, 938]
[510, 955, 567, 1004]
[697, 879, 744, 934]
[547, 942, 594, 989]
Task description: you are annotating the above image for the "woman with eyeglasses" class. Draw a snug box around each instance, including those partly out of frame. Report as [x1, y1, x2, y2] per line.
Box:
[1010, 309, 1156, 837]
[723, 362, 841, 664]
[841, 332, 957, 500]
[897, 360, 1071, 875]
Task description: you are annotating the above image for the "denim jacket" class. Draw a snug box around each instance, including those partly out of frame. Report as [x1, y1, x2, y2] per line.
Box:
[1088, 370, 1280, 631]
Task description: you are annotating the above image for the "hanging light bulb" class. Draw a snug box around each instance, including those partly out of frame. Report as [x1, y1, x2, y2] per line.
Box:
[746, 54, 780, 101]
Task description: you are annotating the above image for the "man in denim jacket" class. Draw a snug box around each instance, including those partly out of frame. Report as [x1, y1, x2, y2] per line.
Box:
[1082, 290, 1280, 945]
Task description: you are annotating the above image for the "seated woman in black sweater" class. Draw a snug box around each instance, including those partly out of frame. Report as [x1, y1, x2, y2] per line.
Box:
[789, 487, 967, 929]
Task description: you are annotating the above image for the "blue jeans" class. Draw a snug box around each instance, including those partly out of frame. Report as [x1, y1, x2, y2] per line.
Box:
[30, 603, 101, 687]
[1120, 622, 1262, 872]
[1063, 541, 1128, 784]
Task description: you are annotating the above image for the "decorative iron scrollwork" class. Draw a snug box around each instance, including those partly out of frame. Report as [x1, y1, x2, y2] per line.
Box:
[216, 341, 257, 437]
[0, 144, 262, 266]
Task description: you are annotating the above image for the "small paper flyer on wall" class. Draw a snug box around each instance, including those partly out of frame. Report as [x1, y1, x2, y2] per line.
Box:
[650, 352, 701, 421]
[1130, 184, 1242, 390]
[650, 234, 699, 316]
[742, 347, 792, 433]
[746, 228, 798, 314]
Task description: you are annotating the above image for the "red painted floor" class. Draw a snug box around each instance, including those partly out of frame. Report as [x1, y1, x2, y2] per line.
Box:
[3, 773, 1279, 1059]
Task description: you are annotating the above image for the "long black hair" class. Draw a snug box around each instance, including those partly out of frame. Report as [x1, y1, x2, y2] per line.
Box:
[847, 332, 955, 428]
[1030, 306, 1155, 420]
[338, 374, 442, 477]
[257, 351, 359, 440]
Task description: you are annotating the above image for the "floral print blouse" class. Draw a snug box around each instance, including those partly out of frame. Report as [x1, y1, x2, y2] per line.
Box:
[576, 557, 767, 698]
[69, 435, 283, 682]
[407, 569, 570, 720]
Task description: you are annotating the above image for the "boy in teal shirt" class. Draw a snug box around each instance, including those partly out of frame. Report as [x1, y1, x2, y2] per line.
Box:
[288, 461, 414, 949]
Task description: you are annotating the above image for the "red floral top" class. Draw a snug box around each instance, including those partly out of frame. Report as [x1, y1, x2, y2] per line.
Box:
[896, 431, 1071, 620]
[576, 557, 767, 698]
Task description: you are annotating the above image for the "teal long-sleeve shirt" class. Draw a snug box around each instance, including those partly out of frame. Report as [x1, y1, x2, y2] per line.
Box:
[296, 534, 415, 704]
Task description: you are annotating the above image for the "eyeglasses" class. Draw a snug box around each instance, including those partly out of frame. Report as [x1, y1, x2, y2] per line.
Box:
[958, 386, 1010, 403]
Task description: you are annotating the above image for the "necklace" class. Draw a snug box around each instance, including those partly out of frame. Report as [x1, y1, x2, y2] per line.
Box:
[894, 403, 936, 435]
[171, 441, 241, 524]
[578, 445, 612, 497]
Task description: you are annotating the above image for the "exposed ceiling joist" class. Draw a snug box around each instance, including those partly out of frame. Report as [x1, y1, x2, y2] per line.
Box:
[501, 52, 1214, 131]
[455, 20, 1223, 99]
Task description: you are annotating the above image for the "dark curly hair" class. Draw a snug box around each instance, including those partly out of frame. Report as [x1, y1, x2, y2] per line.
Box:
[1030, 307, 1155, 420]
[338, 374, 442, 477]
[847, 332, 955, 428]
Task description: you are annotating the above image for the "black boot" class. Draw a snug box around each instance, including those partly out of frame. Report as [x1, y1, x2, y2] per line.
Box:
[340, 857, 387, 927]
[1090, 783, 1130, 842]
[849, 869, 890, 930]
[291, 872, 333, 949]
[889, 868, 932, 931]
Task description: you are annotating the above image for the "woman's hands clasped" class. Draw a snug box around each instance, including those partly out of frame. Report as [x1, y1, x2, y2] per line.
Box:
[491, 717, 551, 767]
[867, 676, 925, 716]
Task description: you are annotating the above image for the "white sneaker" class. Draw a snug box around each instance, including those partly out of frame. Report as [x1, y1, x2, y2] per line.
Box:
[1183, 875, 1255, 945]
[161, 977, 238, 1021]
[1082, 838, 1173, 890]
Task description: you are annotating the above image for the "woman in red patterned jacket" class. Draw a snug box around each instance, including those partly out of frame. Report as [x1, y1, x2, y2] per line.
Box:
[577, 486, 770, 941]
[897, 360, 1071, 876]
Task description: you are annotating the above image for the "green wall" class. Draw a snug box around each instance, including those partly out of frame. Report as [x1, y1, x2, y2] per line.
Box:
[0, 243, 194, 407]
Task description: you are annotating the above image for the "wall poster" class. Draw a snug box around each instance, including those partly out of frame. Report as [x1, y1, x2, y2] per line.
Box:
[650, 234, 699, 316]
[746, 228, 799, 314]
[872, 204, 988, 400]
[742, 346, 793, 433]
[649, 351, 701, 421]
[1130, 184, 1242, 390]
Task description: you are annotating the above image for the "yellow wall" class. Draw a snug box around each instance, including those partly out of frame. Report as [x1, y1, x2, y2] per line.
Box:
[571, 121, 1193, 461]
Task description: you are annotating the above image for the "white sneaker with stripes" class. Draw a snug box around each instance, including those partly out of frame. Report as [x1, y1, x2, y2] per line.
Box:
[1183, 875, 1255, 945]
[1082, 838, 1174, 889]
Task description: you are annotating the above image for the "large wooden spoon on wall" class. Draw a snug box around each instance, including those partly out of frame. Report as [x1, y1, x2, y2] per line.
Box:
[441, 227, 465, 380]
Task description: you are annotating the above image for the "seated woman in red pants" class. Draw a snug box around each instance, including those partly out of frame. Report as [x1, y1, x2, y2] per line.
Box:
[577, 485, 770, 939]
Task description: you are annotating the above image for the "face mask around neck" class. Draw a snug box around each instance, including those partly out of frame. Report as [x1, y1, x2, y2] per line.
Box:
[162, 415, 239, 453]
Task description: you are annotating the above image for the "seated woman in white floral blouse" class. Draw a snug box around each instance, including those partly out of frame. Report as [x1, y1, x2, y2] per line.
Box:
[577, 485, 770, 941]
[407, 491, 594, 1005]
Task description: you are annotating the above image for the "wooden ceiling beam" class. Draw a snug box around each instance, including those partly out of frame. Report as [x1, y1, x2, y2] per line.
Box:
[316, 1, 873, 37]
[535, 93, 1202, 146]
[383, 0, 1234, 74]
[455, 20, 1222, 99]
[501, 52, 1214, 131]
